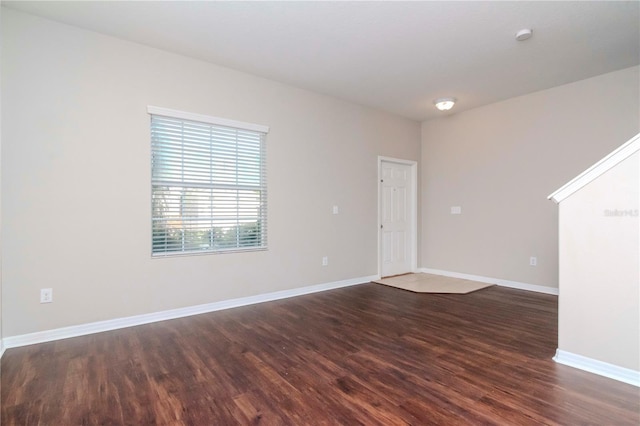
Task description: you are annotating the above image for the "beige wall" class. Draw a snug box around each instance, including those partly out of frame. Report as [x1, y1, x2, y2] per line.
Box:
[0, 5, 3, 355]
[1, 9, 420, 337]
[421, 66, 640, 288]
[558, 151, 639, 370]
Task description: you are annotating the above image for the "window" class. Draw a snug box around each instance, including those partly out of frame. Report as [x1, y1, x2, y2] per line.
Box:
[149, 106, 268, 256]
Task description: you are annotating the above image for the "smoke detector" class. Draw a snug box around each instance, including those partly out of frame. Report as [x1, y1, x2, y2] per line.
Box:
[515, 29, 533, 41]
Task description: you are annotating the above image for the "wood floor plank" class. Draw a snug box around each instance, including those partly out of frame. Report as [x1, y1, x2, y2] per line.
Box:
[2, 284, 639, 425]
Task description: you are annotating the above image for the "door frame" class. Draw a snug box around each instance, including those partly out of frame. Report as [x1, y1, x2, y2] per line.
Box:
[377, 156, 418, 278]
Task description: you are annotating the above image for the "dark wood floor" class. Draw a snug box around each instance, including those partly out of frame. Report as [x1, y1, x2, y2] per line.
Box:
[2, 283, 639, 425]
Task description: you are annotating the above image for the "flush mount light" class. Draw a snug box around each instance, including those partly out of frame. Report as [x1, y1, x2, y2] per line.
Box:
[515, 28, 533, 41]
[434, 97, 456, 111]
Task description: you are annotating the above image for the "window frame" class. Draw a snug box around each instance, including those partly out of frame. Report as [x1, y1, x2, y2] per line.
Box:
[148, 106, 269, 257]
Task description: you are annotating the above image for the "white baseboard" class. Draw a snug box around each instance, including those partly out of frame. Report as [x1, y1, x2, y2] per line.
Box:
[0, 340, 5, 359]
[2, 275, 376, 350]
[418, 268, 558, 295]
[554, 349, 640, 387]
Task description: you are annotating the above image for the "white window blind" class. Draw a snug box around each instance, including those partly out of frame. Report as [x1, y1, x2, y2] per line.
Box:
[149, 107, 268, 256]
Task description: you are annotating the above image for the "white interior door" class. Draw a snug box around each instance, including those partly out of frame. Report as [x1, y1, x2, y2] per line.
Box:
[380, 160, 414, 277]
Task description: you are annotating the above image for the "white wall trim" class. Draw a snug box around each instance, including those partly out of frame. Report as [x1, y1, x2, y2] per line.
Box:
[0, 341, 5, 359]
[2, 275, 376, 350]
[554, 349, 640, 387]
[147, 105, 270, 133]
[419, 268, 559, 295]
[548, 132, 639, 203]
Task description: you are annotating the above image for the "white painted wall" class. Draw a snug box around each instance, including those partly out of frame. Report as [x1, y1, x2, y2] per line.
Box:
[421, 66, 640, 289]
[1, 9, 420, 337]
[558, 151, 639, 371]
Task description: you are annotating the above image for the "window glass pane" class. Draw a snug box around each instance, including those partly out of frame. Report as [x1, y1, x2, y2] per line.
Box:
[150, 113, 266, 255]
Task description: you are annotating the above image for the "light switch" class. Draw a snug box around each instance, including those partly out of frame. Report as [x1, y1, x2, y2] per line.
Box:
[332, 205, 339, 214]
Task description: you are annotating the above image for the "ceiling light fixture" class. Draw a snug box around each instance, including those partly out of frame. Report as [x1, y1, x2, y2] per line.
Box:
[434, 97, 456, 111]
[515, 29, 533, 41]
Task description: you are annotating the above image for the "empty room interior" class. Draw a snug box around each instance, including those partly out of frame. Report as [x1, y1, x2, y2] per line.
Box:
[1, 1, 639, 424]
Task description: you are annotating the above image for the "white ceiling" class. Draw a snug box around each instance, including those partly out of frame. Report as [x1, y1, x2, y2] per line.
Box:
[4, 1, 639, 121]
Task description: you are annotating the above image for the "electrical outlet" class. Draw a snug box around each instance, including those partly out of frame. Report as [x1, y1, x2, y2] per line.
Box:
[451, 206, 462, 215]
[529, 256, 537, 267]
[322, 256, 328, 266]
[40, 288, 53, 303]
